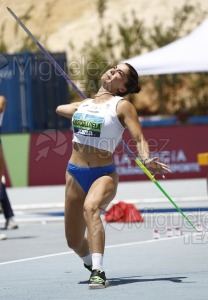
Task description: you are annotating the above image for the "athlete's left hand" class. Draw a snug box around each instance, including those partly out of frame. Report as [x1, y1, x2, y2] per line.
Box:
[144, 157, 172, 178]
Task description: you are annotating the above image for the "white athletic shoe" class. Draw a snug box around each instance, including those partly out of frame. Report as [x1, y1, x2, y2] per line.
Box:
[0, 232, 7, 240]
[5, 217, 19, 230]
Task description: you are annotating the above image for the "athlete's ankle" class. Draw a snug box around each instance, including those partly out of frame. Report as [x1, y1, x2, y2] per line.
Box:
[92, 253, 104, 271]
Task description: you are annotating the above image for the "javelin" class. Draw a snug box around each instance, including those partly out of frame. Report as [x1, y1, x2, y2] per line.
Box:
[7, 7, 198, 231]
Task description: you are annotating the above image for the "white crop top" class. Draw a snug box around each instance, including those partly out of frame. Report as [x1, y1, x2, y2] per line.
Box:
[72, 96, 125, 153]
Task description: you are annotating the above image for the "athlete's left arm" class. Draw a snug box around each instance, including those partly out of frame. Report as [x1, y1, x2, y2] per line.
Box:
[117, 100, 171, 176]
[117, 100, 149, 161]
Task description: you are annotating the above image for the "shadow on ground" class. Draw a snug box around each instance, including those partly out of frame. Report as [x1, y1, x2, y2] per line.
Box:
[79, 276, 190, 286]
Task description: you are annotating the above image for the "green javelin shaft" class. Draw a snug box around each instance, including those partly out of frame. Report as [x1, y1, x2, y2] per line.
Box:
[120, 140, 198, 232]
[135, 157, 197, 231]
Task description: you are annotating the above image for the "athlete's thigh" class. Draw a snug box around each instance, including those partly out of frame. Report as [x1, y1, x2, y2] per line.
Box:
[65, 171, 86, 239]
[85, 171, 119, 210]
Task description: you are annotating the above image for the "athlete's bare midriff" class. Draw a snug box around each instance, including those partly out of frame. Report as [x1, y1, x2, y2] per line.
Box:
[69, 142, 114, 167]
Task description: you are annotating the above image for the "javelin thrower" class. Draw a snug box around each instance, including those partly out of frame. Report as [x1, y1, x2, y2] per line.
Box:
[7, 7, 198, 289]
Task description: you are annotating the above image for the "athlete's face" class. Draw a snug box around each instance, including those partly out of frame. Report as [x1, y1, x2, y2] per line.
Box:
[101, 64, 129, 95]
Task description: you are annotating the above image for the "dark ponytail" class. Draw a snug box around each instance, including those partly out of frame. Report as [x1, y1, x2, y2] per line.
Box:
[117, 63, 141, 97]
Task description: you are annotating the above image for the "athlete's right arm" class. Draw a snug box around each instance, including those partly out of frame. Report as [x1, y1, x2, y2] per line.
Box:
[56, 101, 82, 118]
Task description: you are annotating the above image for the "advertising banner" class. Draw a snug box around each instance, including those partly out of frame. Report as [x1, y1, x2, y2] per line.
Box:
[113, 124, 208, 181]
[4, 124, 208, 186]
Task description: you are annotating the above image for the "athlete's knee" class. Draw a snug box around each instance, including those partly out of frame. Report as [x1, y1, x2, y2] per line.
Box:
[83, 201, 100, 219]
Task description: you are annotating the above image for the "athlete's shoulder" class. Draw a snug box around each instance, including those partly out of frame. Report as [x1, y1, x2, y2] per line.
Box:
[73, 99, 91, 109]
[117, 99, 136, 114]
[78, 98, 92, 105]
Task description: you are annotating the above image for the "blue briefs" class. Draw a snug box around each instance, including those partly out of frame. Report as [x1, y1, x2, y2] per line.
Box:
[66, 162, 116, 194]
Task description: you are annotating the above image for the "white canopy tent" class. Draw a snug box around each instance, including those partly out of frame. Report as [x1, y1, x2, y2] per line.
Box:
[123, 19, 208, 75]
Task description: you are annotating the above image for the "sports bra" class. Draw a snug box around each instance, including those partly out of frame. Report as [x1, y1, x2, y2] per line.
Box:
[72, 96, 125, 153]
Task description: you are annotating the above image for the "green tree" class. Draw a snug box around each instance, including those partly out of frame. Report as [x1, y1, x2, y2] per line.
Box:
[117, 10, 147, 60]
[70, 1, 208, 115]
[141, 3, 208, 115]
[72, 0, 116, 98]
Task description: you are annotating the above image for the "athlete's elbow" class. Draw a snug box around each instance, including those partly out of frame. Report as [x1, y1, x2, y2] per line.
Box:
[56, 105, 62, 115]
